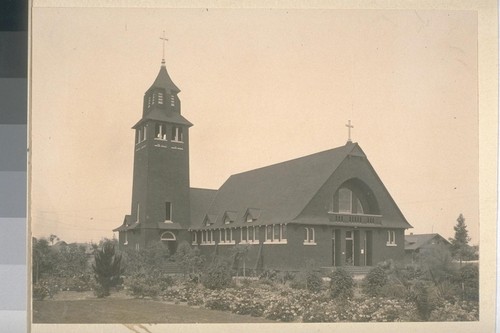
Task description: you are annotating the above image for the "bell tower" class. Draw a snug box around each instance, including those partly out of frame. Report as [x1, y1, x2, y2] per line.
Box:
[117, 52, 193, 251]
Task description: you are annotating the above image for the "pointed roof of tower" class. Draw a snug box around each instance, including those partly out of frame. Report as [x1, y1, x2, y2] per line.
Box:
[148, 62, 180, 94]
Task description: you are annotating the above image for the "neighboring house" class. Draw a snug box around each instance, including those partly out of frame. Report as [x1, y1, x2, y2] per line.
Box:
[404, 233, 451, 263]
[114, 57, 413, 271]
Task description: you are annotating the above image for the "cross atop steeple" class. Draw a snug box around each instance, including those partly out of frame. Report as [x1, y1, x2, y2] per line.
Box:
[346, 120, 354, 143]
[160, 30, 168, 65]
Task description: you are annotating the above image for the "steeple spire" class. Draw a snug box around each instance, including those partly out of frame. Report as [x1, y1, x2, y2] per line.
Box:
[160, 30, 168, 66]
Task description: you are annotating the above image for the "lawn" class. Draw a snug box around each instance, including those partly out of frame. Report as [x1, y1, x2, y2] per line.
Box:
[32, 292, 275, 323]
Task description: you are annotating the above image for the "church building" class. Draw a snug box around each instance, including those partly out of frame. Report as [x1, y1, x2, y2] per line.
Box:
[114, 56, 412, 271]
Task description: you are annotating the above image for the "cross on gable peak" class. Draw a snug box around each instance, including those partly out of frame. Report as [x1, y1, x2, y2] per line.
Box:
[345, 120, 354, 143]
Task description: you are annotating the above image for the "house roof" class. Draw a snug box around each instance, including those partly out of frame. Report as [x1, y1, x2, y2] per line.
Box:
[405, 233, 450, 251]
[192, 142, 371, 230]
[148, 63, 180, 94]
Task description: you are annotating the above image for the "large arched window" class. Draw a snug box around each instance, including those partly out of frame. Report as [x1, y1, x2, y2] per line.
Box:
[332, 179, 380, 215]
[160, 231, 176, 241]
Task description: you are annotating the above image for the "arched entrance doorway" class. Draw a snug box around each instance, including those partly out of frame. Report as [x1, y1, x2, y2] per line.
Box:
[160, 231, 177, 254]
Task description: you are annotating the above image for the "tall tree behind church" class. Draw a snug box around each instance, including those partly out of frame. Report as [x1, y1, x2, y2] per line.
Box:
[449, 214, 472, 265]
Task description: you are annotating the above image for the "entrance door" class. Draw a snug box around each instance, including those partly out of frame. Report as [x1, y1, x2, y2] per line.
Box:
[345, 230, 354, 265]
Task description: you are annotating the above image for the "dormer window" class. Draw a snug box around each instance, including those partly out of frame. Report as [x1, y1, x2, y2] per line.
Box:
[223, 211, 237, 225]
[155, 123, 167, 140]
[158, 92, 164, 105]
[244, 208, 261, 223]
[172, 126, 183, 142]
[204, 215, 214, 227]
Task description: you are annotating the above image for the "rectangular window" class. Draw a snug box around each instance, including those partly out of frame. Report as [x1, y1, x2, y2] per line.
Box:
[264, 224, 287, 244]
[192, 231, 198, 245]
[124, 231, 128, 245]
[143, 125, 147, 141]
[172, 126, 183, 142]
[253, 226, 259, 242]
[170, 95, 175, 106]
[136, 129, 141, 144]
[304, 227, 316, 245]
[158, 92, 164, 104]
[135, 243, 140, 251]
[136, 203, 140, 222]
[165, 202, 172, 222]
[242, 227, 248, 242]
[387, 231, 397, 246]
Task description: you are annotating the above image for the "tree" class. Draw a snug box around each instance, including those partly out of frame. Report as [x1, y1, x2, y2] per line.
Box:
[32, 237, 58, 284]
[49, 234, 59, 245]
[172, 241, 204, 277]
[92, 240, 124, 297]
[448, 214, 472, 265]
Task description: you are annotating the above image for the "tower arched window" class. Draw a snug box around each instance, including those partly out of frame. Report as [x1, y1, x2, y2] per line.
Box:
[160, 231, 176, 241]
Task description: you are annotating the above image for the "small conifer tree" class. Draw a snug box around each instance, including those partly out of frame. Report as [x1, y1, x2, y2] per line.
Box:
[92, 241, 124, 297]
[448, 214, 472, 265]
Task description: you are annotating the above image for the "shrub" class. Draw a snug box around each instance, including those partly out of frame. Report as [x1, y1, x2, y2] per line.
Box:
[363, 266, 388, 296]
[263, 297, 301, 322]
[410, 281, 441, 321]
[202, 260, 232, 290]
[306, 271, 323, 293]
[289, 272, 307, 290]
[259, 269, 278, 281]
[460, 264, 478, 301]
[329, 268, 354, 300]
[302, 301, 339, 322]
[125, 276, 161, 299]
[429, 300, 479, 321]
[205, 290, 232, 311]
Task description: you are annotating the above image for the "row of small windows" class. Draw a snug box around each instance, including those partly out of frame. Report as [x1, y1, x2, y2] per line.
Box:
[136, 124, 183, 144]
[193, 224, 288, 245]
[147, 93, 176, 108]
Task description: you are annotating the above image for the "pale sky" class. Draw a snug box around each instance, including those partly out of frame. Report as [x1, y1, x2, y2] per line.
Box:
[31, 7, 479, 245]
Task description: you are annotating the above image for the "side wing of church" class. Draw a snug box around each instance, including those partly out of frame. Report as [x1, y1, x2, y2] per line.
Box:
[114, 57, 412, 271]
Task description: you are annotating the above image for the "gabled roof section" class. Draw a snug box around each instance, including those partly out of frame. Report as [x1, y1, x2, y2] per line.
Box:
[190, 187, 218, 228]
[405, 233, 450, 251]
[113, 215, 133, 232]
[194, 142, 359, 228]
[148, 63, 180, 94]
[132, 108, 193, 128]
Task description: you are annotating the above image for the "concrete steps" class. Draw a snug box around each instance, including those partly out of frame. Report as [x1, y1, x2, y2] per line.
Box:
[321, 266, 374, 279]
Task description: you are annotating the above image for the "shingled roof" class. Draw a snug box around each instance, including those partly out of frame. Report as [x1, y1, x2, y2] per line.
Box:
[192, 142, 365, 230]
[149, 63, 180, 94]
[132, 108, 193, 128]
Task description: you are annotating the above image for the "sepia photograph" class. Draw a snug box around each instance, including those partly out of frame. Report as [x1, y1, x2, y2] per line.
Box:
[29, 1, 497, 332]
